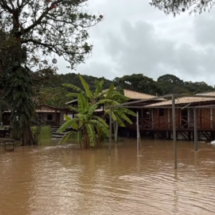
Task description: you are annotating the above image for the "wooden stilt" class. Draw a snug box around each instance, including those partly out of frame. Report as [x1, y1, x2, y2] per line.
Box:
[172, 94, 177, 169]
[109, 108, 112, 156]
[194, 108, 198, 151]
[136, 111, 140, 153]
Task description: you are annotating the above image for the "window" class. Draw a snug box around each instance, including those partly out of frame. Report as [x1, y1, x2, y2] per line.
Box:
[47, 114, 53, 121]
[159, 108, 164, 116]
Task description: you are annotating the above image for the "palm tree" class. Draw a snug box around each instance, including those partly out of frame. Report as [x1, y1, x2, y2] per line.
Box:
[58, 74, 136, 147]
[58, 93, 109, 148]
[64, 74, 136, 123]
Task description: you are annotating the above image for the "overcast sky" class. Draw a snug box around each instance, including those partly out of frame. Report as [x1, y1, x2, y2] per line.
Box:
[57, 0, 215, 86]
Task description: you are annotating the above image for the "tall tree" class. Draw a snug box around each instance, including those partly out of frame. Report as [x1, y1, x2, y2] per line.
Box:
[113, 74, 162, 95]
[3, 65, 36, 144]
[150, 0, 213, 15]
[0, 0, 102, 69]
[157, 74, 183, 85]
[157, 74, 214, 95]
[0, 31, 36, 144]
[0, 0, 102, 145]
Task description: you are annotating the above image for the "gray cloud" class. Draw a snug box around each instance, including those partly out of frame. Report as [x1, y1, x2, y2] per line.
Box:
[101, 19, 215, 82]
[58, 1, 215, 86]
[194, 13, 215, 46]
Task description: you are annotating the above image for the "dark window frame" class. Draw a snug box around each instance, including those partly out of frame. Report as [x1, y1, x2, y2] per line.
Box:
[47, 114, 53, 121]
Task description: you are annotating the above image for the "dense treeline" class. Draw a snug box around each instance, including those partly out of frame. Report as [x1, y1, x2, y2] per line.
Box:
[37, 73, 214, 108]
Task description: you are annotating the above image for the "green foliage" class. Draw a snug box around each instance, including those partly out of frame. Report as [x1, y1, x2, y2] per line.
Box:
[0, 0, 102, 145]
[113, 73, 162, 95]
[0, 30, 27, 69]
[38, 87, 70, 108]
[0, 91, 8, 123]
[3, 66, 35, 138]
[31, 125, 52, 141]
[36, 73, 112, 107]
[0, 29, 36, 144]
[58, 74, 136, 148]
[40, 72, 112, 89]
[157, 74, 214, 95]
[157, 74, 183, 85]
[113, 73, 214, 96]
[64, 74, 110, 104]
[36, 72, 214, 111]
[64, 74, 136, 125]
[150, 0, 212, 15]
[58, 93, 109, 147]
[0, 0, 102, 70]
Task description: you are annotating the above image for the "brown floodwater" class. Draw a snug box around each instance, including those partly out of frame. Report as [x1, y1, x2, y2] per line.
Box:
[1, 139, 215, 215]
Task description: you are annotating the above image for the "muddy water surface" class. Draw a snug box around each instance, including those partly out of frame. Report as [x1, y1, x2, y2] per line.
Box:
[1, 139, 215, 215]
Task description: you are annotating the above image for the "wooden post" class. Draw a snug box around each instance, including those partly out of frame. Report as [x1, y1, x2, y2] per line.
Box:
[114, 122, 118, 144]
[172, 94, 177, 169]
[188, 108, 190, 128]
[151, 110, 154, 129]
[168, 108, 170, 129]
[158, 109, 160, 128]
[109, 108, 112, 156]
[194, 107, 198, 151]
[199, 109, 202, 129]
[137, 111, 140, 153]
[210, 108, 213, 129]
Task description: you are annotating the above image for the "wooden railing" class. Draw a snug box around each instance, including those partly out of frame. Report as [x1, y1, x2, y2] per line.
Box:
[128, 115, 215, 130]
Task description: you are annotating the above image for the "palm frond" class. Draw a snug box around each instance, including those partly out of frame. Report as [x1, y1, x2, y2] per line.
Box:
[106, 83, 114, 98]
[57, 117, 78, 133]
[95, 79, 104, 98]
[115, 110, 133, 124]
[57, 132, 72, 145]
[91, 119, 109, 137]
[88, 104, 98, 116]
[79, 74, 93, 98]
[120, 107, 137, 117]
[115, 115, 126, 127]
[86, 124, 96, 147]
[66, 92, 80, 98]
[69, 105, 78, 112]
[62, 83, 84, 94]
[76, 131, 82, 143]
[94, 116, 109, 128]
[111, 111, 117, 121]
[78, 93, 89, 113]
[97, 99, 119, 106]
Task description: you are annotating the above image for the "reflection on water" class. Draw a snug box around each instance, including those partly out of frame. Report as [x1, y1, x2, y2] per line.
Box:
[1, 139, 215, 215]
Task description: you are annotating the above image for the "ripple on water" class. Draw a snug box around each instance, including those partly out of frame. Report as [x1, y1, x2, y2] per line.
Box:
[1, 140, 215, 215]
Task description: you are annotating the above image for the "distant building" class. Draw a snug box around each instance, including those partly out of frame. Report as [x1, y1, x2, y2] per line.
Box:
[2, 104, 74, 126]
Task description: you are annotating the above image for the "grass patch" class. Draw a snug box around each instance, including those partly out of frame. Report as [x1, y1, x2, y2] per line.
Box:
[31, 125, 52, 145]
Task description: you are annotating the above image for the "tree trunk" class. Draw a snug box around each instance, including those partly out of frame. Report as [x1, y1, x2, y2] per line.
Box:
[79, 138, 82, 149]
[21, 125, 36, 146]
[82, 129, 88, 149]
[97, 130, 102, 147]
[114, 122, 119, 143]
